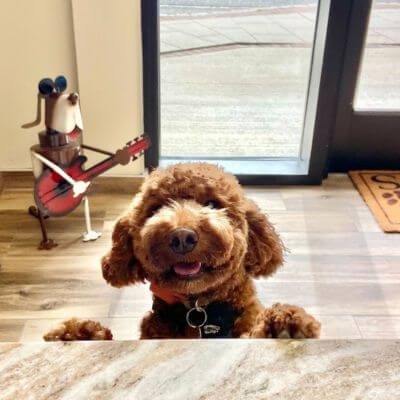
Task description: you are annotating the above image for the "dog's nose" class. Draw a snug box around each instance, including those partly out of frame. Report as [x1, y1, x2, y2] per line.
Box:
[169, 228, 198, 254]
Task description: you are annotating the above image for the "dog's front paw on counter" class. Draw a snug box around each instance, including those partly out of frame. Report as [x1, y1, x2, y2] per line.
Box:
[43, 318, 113, 341]
[249, 304, 321, 339]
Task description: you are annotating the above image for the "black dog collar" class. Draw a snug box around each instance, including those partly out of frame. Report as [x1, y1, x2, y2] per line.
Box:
[155, 299, 240, 338]
[186, 300, 240, 338]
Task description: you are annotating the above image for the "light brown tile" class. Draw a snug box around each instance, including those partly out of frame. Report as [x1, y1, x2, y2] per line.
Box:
[256, 281, 400, 316]
[355, 316, 400, 339]
[0, 320, 24, 342]
[268, 210, 358, 232]
[0, 172, 399, 343]
[271, 254, 399, 283]
[316, 315, 362, 339]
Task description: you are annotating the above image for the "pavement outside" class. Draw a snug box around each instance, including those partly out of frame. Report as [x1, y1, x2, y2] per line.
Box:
[160, 1, 400, 158]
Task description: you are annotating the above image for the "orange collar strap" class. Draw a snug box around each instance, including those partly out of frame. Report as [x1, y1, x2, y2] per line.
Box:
[150, 282, 187, 305]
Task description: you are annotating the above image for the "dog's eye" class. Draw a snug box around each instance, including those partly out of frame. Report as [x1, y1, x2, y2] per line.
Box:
[204, 200, 220, 209]
[149, 205, 162, 217]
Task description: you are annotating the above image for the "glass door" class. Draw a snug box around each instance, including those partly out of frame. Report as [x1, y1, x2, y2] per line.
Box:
[330, 0, 400, 171]
[142, 0, 345, 183]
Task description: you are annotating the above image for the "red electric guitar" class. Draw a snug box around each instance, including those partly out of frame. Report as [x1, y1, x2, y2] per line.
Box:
[34, 135, 150, 217]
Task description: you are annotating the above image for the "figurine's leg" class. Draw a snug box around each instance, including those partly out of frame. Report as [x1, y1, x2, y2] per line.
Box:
[82, 196, 102, 242]
[28, 205, 48, 220]
[33, 207, 57, 250]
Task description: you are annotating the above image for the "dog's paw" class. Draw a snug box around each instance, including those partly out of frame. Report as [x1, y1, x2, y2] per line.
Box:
[249, 303, 321, 339]
[43, 318, 113, 341]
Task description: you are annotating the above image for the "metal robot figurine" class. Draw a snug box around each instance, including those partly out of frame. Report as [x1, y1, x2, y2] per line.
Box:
[23, 76, 150, 250]
[23, 76, 101, 249]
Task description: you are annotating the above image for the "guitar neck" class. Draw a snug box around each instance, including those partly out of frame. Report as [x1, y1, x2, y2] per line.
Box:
[78, 136, 149, 182]
[79, 156, 116, 181]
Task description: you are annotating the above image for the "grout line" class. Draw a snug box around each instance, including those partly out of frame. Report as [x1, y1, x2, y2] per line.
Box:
[161, 41, 313, 58]
[195, 18, 248, 44]
[160, 41, 400, 58]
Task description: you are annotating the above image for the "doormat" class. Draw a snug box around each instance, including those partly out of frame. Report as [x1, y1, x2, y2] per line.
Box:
[349, 171, 400, 233]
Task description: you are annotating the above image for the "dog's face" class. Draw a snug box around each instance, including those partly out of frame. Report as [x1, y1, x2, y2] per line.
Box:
[102, 163, 283, 296]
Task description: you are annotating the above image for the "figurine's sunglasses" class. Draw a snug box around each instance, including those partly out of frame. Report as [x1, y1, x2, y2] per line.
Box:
[38, 76, 67, 96]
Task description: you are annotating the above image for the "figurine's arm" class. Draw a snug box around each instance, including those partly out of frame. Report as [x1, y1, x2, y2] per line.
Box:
[81, 144, 114, 156]
[32, 152, 90, 197]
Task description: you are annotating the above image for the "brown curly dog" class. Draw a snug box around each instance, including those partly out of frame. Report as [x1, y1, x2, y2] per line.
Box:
[45, 163, 320, 340]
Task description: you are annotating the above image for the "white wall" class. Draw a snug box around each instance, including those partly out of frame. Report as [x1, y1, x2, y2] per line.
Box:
[0, 0, 144, 176]
[72, 0, 144, 175]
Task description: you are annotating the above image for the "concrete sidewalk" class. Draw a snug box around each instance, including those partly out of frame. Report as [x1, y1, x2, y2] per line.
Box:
[161, 6, 317, 53]
[160, 4, 400, 158]
[161, 4, 400, 53]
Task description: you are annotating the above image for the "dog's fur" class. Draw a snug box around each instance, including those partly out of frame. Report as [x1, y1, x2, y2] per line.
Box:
[45, 163, 320, 340]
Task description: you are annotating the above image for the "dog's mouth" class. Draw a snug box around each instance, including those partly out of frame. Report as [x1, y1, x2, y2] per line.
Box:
[172, 261, 203, 279]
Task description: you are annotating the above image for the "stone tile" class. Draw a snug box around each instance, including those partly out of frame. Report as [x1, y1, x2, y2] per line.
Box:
[209, 27, 257, 43]
[160, 23, 176, 32]
[299, 11, 318, 22]
[160, 42, 181, 53]
[356, 47, 400, 109]
[195, 35, 232, 46]
[170, 21, 216, 36]
[235, 21, 290, 36]
[161, 31, 213, 50]
[368, 15, 398, 29]
[374, 28, 400, 43]
[271, 13, 314, 29]
[366, 32, 395, 44]
[286, 27, 314, 43]
[159, 7, 400, 155]
[373, 9, 400, 23]
[196, 17, 238, 28]
[252, 33, 305, 43]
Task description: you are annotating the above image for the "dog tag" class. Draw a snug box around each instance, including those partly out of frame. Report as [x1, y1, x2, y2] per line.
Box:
[186, 300, 207, 338]
[203, 325, 220, 335]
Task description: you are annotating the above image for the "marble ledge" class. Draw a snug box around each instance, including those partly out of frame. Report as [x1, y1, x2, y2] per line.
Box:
[0, 339, 399, 400]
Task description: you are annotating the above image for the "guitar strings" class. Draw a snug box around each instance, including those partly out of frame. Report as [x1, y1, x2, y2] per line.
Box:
[38, 156, 117, 203]
[37, 141, 147, 208]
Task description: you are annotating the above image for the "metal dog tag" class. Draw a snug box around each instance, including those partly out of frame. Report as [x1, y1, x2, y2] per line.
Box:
[203, 324, 220, 335]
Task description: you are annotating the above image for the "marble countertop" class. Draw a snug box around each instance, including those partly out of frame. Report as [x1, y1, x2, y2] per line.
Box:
[0, 339, 399, 400]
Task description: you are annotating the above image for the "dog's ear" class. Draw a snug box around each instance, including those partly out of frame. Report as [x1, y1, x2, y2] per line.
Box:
[244, 199, 284, 277]
[101, 214, 145, 288]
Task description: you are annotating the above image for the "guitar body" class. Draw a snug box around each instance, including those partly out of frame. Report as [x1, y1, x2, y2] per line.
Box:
[34, 156, 88, 217]
[34, 135, 150, 217]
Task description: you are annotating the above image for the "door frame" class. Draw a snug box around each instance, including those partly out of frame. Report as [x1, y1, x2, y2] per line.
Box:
[142, 0, 160, 170]
[330, 0, 400, 171]
[142, 0, 354, 184]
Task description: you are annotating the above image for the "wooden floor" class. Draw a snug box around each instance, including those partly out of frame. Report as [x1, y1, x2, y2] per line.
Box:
[0, 173, 399, 341]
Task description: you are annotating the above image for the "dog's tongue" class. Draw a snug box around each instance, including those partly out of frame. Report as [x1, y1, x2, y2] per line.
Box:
[174, 262, 202, 276]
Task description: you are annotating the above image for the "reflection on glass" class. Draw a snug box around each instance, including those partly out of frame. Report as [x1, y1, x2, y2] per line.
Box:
[160, 1, 319, 158]
[355, 0, 400, 109]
